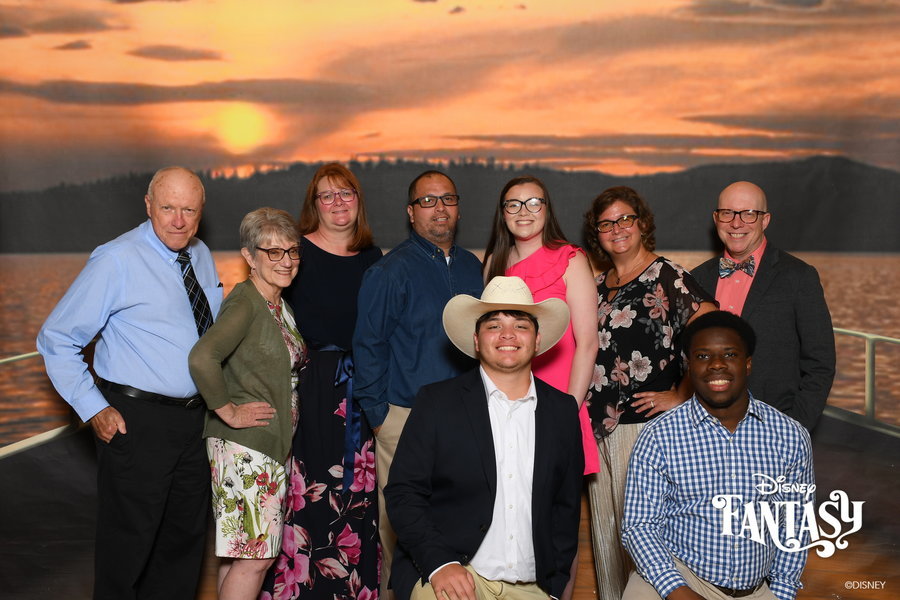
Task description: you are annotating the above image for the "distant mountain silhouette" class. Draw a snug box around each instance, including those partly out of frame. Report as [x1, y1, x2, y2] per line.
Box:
[1, 155, 898, 253]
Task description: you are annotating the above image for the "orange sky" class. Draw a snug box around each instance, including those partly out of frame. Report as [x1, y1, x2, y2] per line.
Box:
[1, 0, 899, 191]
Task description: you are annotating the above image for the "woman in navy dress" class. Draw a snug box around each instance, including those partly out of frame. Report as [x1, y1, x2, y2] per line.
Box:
[261, 163, 382, 600]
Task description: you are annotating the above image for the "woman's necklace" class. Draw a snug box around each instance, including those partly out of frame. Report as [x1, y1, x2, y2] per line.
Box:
[610, 251, 654, 287]
[249, 272, 280, 306]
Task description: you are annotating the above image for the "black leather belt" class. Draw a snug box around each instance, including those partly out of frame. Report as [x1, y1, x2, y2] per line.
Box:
[97, 378, 204, 409]
[713, 580, 765, 598]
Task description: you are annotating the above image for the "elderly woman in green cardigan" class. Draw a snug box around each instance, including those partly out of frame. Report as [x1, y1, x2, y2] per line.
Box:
[189, 207, 306, 600]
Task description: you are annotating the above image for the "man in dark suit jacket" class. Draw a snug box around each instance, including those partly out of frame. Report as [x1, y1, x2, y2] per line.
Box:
[385, 277, 584, 600]
[692, 181, 835, 431]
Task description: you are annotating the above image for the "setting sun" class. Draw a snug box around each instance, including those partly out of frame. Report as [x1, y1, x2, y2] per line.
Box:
[213, 103, 274, 155]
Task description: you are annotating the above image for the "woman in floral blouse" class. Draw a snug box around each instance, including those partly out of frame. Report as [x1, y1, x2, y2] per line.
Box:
[582, 187, 715, 600]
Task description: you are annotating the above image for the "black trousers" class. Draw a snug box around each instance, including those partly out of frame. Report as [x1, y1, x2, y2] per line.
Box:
[93, 389, 210, 600]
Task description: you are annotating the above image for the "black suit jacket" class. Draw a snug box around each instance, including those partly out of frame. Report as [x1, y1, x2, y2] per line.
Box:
[385, 369, 584, 600]
[693, 245, 835, 430]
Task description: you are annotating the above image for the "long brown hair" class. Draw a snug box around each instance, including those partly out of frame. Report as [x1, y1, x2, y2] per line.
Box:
[298, 163, 374, 252]
[482, 175, 568, 281]
[582, 185, 656, 263]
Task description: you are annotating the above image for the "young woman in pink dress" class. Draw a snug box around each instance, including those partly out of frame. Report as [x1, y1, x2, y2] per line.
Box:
[483, 175, 600, 600]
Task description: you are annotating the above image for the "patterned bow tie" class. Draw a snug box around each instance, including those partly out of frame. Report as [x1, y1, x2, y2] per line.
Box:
[718, 255, 755, 278]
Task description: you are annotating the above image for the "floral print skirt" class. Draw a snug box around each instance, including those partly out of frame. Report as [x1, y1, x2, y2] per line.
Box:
[207, 438, 288, 559]
[261, 347, 380, 600]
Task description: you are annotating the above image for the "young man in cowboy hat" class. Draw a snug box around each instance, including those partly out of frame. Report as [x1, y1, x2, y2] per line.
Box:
[385, 276, 585, 600]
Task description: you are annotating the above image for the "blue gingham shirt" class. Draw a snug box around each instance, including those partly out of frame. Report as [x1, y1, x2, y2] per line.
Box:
[622, 394, 814, 600]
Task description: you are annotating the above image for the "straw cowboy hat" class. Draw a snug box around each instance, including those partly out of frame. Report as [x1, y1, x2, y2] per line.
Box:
[442, 276, 570, 359]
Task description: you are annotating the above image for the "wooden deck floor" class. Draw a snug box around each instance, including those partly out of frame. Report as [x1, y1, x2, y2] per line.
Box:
[3, 416, 896, 599]
[195, 492, 899, 600]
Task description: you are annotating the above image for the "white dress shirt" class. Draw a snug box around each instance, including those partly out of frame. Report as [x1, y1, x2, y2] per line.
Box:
[466, 366, 538, 583]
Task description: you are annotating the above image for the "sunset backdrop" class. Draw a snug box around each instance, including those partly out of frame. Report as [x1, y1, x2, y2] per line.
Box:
[2, 0, 899, 192]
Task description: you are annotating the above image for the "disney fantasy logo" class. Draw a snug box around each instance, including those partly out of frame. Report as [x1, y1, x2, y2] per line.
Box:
[711, 474, 864, 558]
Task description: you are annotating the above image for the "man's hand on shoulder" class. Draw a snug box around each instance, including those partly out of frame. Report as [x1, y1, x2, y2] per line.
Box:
[667, 585, 704, 600]
[430, 563, 476, 600]
[90, 406, 127, 443]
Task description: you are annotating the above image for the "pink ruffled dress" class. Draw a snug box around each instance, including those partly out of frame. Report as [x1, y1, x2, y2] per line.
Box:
[507, 243, 600, 474]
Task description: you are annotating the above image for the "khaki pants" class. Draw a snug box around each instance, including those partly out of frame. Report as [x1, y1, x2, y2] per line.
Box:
[622, 560, 776, 600]
[376, 404, 412, 600]
[411, 565, 550, 600]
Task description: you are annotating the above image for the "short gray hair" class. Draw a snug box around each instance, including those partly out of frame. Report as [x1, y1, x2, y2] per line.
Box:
[240, 207, 299, 251]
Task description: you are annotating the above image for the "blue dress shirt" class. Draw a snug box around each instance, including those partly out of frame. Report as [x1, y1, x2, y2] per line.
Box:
[622, 394, 814, 600]
[37, 220, 223, 422]
[352, 230, 483, 428]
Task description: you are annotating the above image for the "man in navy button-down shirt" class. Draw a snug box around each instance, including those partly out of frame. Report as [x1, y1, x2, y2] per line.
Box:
[622, 311, 813, 600]
[354, 170, 484, 597]
[38, 167, 223, 600]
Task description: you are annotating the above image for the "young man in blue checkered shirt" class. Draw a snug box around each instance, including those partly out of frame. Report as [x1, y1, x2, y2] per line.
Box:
[621, 311, 814, 600]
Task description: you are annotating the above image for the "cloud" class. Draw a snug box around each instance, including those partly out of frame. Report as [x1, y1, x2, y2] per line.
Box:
[128, 45, 223, 61]
[0, 78, 373, 108]
[0, 6, 123, 37]
[412, 0, 438, 3]
[53, 40, 92, 51]
[686, 113, 900, 138]
[679, 0, 900, 20]
[0, 25, 29, 38]
[30, 14, 119, 34]
[449, 6, 465, 14]
[109, 0, 189, 3]
[353, 130, 859, 171]
[390, 124, 899, 173]
[449, 132, 842, 154]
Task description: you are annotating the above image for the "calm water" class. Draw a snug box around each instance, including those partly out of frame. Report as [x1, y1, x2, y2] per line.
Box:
[2, 251, 899, 446]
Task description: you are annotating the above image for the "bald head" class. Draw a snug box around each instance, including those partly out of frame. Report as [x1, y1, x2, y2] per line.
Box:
[147, 167, 205, 204]
[718, 181, 767, 212]
[713, 180, 771, 262]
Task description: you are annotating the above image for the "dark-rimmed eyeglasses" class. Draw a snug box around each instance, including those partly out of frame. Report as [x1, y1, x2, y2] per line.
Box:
[409, 194, 460, 208]
[596, 214, 638, 233]
[256, 246, 301, 261]
[714, 209, 768, 224]
[315, 189, 357, 205]
[503, 197, 545, 215]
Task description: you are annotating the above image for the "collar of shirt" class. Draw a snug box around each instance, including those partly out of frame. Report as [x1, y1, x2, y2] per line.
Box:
[686, 393, 766, 432]
[479, 366, 537, 407]
[409, 229, 459, 261]
[141, 219, 192, 267]
[724, 237, 767, 275]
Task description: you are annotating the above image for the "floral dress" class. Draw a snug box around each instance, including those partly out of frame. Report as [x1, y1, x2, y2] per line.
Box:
[587, 257, 713, 437]
[586, 257, 712, 600]
[207, 300, 306, 560]
[261, 239, 381, 600]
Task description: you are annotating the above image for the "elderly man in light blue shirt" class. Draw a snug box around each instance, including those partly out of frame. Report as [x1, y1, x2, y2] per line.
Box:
[37, 166, 222, 600]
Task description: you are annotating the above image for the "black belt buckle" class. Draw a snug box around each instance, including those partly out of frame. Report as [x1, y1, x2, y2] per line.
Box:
[714, 580, 764, 598]
[184, 396, 203, 409]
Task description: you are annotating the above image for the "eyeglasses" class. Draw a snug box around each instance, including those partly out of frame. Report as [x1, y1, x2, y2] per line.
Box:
[596, 214, 638, 233]
[256, 246, 301, 261]
[503, 197, 545, 215]
[409, 194, 460, 208]
[315, 189, 357, 205]
[714, 209, 768, 224]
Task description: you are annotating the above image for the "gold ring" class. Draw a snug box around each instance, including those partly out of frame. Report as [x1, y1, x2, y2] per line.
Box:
[651, 400, 655, 408]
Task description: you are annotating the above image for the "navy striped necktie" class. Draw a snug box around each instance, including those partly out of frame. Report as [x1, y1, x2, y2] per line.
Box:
[176, 250, 213, 337]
